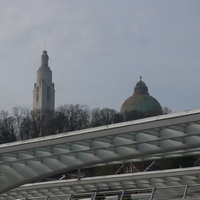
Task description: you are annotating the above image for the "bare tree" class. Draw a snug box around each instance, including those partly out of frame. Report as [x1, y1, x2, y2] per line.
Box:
[30, 109, 47, 138]
[0, 111, 17, 144]
[90, 107, 122, 127]
[162, 106, 172, 114]
[12, 107, 32, 140]
[56, 104, 90, 132]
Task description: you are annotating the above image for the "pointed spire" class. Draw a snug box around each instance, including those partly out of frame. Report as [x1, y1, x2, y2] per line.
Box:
[41, 50, 49, 67]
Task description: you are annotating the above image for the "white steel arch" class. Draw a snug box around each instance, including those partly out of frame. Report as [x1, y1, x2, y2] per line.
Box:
[0, 109, 200, 193]
[1, 166, 200, 200]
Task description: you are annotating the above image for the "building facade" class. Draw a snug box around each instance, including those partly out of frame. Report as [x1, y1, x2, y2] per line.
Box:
[33, 50, 55, 111]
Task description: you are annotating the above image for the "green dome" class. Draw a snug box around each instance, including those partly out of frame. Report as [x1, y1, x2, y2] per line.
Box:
[120, 77, 163, 118]
[120, 94, 162, 115]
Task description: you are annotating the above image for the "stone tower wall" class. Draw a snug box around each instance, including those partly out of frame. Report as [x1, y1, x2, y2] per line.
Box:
[33, 51, 55, 111]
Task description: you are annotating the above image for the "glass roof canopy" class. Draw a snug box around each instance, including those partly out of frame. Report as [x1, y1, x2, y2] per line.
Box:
[0, 109, 200, 195]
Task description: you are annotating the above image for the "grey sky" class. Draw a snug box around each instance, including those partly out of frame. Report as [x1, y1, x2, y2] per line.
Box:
[0, 0, 199, 112]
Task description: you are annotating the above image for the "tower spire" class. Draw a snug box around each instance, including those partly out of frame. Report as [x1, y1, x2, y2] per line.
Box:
[33, 50, 55, 111]
[41, 50, 49, 67]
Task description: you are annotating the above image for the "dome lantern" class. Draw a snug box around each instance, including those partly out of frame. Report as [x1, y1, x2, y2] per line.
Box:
[134, 76, 149, 95]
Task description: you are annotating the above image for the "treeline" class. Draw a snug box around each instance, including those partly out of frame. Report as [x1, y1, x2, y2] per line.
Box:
[0, 105, 125, 144]
[0, 105, 173, 145]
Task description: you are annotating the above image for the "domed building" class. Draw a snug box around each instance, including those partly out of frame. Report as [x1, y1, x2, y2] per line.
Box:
[121, 77, 163, 120]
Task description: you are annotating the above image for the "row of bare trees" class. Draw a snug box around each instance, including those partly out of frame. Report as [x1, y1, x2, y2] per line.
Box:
[0, 105, 172, 144]
[0, 105, 124, 144]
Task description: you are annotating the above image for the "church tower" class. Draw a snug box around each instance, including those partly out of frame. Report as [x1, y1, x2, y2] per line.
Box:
[33, 50, 55, 111]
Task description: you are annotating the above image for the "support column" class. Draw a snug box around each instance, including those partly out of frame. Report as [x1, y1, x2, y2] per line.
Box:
[183, 185, 188, 199]
[150, 188, 156, 200]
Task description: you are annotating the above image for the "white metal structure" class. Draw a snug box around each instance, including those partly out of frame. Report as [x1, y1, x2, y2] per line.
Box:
[0, 109, 200, 193]
[1, 166, 200, 199]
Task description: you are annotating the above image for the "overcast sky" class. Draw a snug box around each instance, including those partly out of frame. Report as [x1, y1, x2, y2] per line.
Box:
[0, 0, 200, 113]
